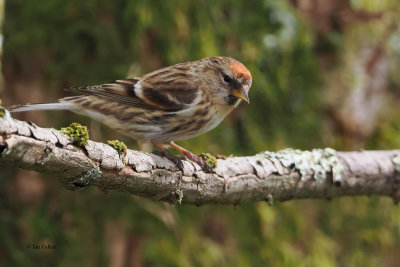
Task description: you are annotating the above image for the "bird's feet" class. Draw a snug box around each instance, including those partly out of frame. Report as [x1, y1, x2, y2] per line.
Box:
[196, 154, 214, 173]
[152, 149, 184, 172]
[168, 142, 214, 173]
[151, 141, 214, 173]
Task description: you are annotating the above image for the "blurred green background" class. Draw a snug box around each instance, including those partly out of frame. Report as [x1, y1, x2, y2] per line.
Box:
[1, 0, 400, 266]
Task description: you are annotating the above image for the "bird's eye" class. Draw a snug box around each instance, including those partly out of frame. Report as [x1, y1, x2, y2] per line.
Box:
[223, 75, 232, 83]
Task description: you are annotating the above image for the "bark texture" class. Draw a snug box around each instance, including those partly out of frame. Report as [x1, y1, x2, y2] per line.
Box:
[1, 115, 400, 205]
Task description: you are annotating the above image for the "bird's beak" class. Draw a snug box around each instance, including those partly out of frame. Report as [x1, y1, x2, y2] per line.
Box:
[232, 88, 250, 103]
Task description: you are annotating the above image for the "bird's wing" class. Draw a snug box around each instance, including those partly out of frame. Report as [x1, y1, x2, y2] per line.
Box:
[66, 78, 155, 108]
[67, 70, 199, 112]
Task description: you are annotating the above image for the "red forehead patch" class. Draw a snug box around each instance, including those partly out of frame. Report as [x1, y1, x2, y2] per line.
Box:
[229, 62, 252, 80]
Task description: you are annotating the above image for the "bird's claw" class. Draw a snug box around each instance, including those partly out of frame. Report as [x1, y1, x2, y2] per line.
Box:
[198, 159, 214, 173]
[197, 154, 214, 173]
[152, 150, 184, 172]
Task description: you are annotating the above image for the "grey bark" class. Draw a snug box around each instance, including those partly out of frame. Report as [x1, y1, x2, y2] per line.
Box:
[1, 115, 400, 205]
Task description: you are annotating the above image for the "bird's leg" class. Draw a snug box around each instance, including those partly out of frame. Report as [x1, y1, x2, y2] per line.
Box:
[168, 141, 213, 173]
[151, 141, 184, 172]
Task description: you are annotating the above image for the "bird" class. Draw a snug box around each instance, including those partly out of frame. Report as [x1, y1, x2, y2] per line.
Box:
[11, 56, 252, 172]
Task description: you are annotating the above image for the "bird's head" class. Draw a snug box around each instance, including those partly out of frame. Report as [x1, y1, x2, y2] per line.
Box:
[204, 57, 252, 106]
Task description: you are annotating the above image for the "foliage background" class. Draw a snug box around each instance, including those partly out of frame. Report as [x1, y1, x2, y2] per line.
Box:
[1, 0, 400, 266]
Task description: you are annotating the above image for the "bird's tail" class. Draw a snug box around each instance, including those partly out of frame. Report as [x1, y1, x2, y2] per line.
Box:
[10, 99, 79, 113]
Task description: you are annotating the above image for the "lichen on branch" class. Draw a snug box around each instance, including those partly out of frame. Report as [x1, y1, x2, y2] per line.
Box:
[260, 148, 344, 184]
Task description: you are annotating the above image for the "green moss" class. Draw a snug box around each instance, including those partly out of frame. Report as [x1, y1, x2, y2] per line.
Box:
[60, 123, 89, 146]
[202, 153, 217, 168]
[108, 140, 128, 164]
[0, 99, 5, 117]
[107, 140, 127, 153]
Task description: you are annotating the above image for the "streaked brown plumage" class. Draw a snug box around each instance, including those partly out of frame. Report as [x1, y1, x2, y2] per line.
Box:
[12, 56, 252, 171]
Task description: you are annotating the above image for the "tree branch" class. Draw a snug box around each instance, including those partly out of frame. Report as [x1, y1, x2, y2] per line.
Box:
[1, 115, 400, 205]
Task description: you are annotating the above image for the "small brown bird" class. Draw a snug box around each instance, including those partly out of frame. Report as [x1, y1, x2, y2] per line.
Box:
[12, 56, 252, 171]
